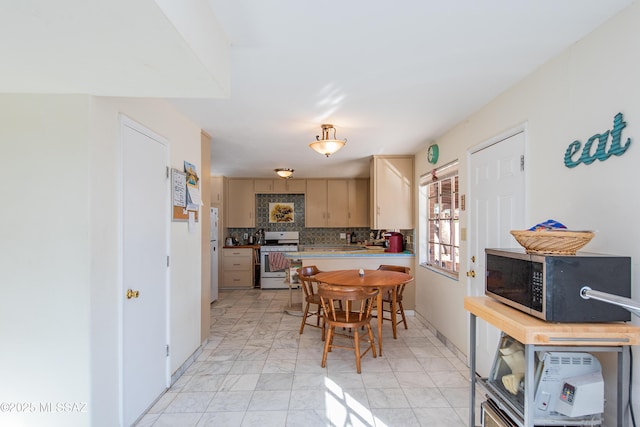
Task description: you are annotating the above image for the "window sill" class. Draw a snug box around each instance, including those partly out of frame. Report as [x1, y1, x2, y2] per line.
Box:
[420, 263, 459, 281]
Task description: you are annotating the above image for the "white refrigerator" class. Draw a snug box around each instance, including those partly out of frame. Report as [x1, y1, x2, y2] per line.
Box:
[210, 207, 219, 303]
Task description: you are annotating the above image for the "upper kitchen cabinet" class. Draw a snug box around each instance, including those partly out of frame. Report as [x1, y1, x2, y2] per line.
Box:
[348, 178, 369, 227]
[226, 178, 255, 228]
[306, 179, 366, 227]
[210, 176, 223, 205]
[274, 179, 306, 193]
[305, 179, 329, 227]
[253, 179, 273, 193]
[370, 155, 414, 229]
[255, 179, 306, 194]
[306, 179, 348, 227]
[327, 180, 349, 227]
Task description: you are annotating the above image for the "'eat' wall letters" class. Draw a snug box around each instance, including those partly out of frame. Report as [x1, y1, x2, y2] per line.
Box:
[564, 112, 632, 168]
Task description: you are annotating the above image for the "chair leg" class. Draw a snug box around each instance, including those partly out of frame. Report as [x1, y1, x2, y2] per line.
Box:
[353, 328, 361, 374]
[391, 313, 398, 339]
[389, 298, 398, 339]
[367, 325, 377, 358]
[299, 302, 310, 334]
[321, 326, 333, 368]
[398, 302, 408, 329]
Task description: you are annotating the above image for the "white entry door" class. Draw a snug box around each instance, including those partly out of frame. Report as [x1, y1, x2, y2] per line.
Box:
[468, 130, 525, 377]
[121, 117, 169, 426]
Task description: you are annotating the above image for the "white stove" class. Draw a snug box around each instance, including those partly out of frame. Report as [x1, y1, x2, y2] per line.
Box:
[260, 231, 299, 289]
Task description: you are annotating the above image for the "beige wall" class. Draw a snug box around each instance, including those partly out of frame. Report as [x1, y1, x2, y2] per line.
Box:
[0, 94, 203, 426]
[413, 2, 640, 423]
[0, 95, 92, 427]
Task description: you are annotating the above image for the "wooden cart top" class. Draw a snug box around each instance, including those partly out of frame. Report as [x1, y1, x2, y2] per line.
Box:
[464, 296, 640, 346]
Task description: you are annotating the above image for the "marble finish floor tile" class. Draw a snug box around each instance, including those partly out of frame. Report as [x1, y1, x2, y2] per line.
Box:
[137, 288, 473, 427]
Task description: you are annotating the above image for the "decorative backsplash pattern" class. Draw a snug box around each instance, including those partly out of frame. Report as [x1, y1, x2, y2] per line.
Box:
[227, 193, 414, 251]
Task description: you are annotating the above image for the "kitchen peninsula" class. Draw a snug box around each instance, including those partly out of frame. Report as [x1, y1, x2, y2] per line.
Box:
[283, 246, 416, 310]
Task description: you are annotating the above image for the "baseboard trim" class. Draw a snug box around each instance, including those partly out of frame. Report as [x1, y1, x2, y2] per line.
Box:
[170, 339, 206, 386]
[414, 312, 468, 367]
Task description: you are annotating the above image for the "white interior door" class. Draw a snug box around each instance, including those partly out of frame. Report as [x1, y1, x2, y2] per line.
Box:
[122, 117, 169, 425]
[468, 130, 525, 377]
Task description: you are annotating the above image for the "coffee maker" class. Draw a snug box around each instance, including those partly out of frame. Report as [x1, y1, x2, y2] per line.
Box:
[384, 232, 403, 253]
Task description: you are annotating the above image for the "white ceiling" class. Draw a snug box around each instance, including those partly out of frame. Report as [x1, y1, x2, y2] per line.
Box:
[1, 1, 634, 179]
[0, 1, 230, 97]
[169, 0, 633, 178]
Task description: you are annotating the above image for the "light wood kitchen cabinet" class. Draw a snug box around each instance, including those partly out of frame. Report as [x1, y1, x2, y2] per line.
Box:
[305, 179, 352, 227]
[254, 179, 306, 193]
[370, 155, 414, 229]
[273, 179, 306, 193]
[226, 179, 255, 228]
[253, 179, 273, 193]
[348, 178, 369, 227]
[327, 179, 349, 227]
[305, 179, 328, 227]
[210, 176, 223, 205]
[222, 247, 253, 288]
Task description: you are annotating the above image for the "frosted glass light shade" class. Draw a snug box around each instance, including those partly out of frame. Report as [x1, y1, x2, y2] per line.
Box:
[275, 168, 294, 178]
[309, 124, 346, 157]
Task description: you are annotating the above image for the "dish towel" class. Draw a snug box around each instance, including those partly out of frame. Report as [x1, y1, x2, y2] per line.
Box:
[268, 252, 289, 271]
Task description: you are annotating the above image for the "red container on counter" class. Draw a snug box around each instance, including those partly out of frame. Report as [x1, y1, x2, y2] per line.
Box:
[384, 232, 403, 253]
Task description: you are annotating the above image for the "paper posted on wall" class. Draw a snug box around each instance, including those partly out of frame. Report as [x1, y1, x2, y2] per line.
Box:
[186, 186, 202, 210]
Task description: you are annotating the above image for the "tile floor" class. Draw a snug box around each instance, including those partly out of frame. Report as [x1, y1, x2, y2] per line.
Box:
[136, 289, 483, 427]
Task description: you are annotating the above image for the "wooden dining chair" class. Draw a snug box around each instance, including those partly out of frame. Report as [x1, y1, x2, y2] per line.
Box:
[377, 265, 411, 335]
[318, 283, 379, 374]
[298, 265, 325, 340]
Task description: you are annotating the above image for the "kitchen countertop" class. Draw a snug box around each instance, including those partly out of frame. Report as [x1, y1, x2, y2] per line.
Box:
[222, 244, 413, 257]
[283, 247, 413, 258]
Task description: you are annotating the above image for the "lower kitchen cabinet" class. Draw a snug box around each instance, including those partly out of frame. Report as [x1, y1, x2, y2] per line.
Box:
[222, 247, 253, 288]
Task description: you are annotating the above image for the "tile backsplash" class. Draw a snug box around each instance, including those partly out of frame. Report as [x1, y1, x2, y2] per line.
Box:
[227, 193, 414, 251]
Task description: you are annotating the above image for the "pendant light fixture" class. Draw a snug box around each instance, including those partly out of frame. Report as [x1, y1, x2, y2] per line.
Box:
[274, 168, 294, 179]
[309, 124, 347, 157]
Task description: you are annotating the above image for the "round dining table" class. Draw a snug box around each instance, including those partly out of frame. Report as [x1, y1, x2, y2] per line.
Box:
[314, 269, 413, 356]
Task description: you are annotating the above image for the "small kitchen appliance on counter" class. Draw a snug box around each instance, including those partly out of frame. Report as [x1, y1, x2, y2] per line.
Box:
[384, 232, 403, 253]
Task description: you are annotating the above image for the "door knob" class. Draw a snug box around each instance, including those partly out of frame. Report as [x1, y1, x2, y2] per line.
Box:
[466, 270, 476, 278]
[126, 289, 140, 299]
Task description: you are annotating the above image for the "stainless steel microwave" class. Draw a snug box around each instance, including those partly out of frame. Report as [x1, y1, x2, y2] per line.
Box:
[485, 248, 631, 322]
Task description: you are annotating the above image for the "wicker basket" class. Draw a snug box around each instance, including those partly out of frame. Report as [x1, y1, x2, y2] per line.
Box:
[510, 230, 594, 255]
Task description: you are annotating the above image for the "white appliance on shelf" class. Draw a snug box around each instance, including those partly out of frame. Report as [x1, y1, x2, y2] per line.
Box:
[260, 231, 299, 289]
[534, 352, 603, 420]
[210, 207, 219, 302]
